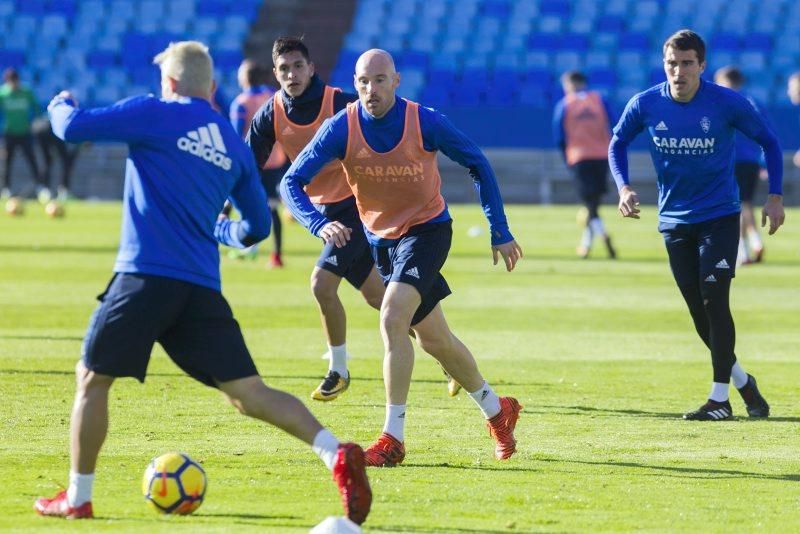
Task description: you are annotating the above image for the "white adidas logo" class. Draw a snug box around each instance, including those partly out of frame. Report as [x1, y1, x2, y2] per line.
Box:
[177, 122, 232, 170]
[655, 121, 668, 131]
[705, 274, 717, 282]
[715, 259, 730, 269]
[324, 255, 338, 266]
[281, 125, 295, 136]
[355, 148, 370, 159]
[404, 267, 420, 279]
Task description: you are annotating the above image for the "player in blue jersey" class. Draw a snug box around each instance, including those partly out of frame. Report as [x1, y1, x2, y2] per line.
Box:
[714, 66, 768, 265]
[281, 49, 523, 466]
[609, 30, 784, 421]
[33, 41, 372, 525]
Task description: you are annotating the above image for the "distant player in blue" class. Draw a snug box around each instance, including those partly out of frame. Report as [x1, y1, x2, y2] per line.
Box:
[609, 30, 784, 421]
[788, 72, 800, 168]
[714, 66, 767, 265]
[34, 41, 372, 526]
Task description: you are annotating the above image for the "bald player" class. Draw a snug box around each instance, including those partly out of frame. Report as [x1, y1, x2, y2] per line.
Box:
[281, 49, 524, 466]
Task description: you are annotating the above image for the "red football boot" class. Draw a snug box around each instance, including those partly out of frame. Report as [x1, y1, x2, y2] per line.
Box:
[364, 432, 406, 467]
[487, 397, 522, 460]
[34, 490, 93, 519]
[332, 443, 372, 525]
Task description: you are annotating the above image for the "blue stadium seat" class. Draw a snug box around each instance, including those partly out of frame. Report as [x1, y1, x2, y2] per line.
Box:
[527, 33, 562, 52]
[618, 33, 649, 52]
[49, 0, 77, 18]
[540, 0, 570, 17]
[16, 0, 45, 16]
[87, 50, 118, 69]
[0, 50, 25, 69]
[587, 68, 617, 87]
[560, 34, 590, 52]
[749, 33, 773, 53]
[196, 0, 227, 17]
[419, 85, 451, 107]
[596, 15, 625, 34]
[710, 33, 740, 52]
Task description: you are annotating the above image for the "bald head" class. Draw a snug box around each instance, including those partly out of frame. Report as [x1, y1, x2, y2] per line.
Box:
[355, 49, 396, 76]
[789, 72, 800, 105]
[354, 48, 400, 118]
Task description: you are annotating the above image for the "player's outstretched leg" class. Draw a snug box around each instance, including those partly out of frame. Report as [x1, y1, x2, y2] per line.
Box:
[34, 362, 113, 519]
[310, 267, 352, 401]
[413, 304, 521, 460]
[218, 376, 372, 524]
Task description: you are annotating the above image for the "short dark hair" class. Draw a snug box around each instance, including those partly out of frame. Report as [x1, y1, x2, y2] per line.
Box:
[663, 29, 706, 64]
[3, 67, 19, 83]
[715, 65, 744, 88]
[561, 70, 587, 87]
[241, 59, 270, 86]
[272, 37, 310, 66]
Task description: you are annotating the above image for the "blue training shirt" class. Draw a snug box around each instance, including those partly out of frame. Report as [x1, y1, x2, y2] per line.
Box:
[733, 92, 767, 164]
[608, 80, 782, 224]
[280, 96, 514, 247]
[49, 94, 271, 291]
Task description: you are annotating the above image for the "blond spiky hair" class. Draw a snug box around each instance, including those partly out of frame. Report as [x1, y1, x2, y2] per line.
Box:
[153, 41, 213, 96]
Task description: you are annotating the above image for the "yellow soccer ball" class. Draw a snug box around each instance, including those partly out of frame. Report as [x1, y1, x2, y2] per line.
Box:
[44, 201, 65, 218]
[142, 452, 207, 515]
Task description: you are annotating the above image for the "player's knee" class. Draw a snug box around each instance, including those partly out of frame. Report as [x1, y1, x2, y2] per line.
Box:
[416, 333, 454, 357]
[380, 305, 413, 336]
[362, 289, 384, 311]
[310, 274, 337, 304]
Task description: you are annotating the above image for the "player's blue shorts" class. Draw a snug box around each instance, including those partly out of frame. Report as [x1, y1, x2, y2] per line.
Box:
[315, 197, 374, 288]
[659, 212, 740, 287]
[372, 220, 452, 325]
[81, 273, 258, 387]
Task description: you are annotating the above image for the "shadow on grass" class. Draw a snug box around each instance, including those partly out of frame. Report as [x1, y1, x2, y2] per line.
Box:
[539, 457, 800, 482]
[539, 404, 682, 419]
[0, 334, 83, 341]
[403, 462, 538, 473]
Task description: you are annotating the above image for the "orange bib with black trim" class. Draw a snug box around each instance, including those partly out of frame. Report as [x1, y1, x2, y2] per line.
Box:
[274, 85, 352, 204]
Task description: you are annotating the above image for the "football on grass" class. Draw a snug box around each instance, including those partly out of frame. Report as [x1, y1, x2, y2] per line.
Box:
[142, 452, 207, 514]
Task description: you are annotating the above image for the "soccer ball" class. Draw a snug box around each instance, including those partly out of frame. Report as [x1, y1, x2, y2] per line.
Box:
[142, 452, 207, 515]
[5, 197, 24, 216]
[44, 201, 65, 218]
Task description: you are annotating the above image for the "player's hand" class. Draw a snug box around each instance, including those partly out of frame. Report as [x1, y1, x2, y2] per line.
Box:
[618, 185, 641, 219]
[761, 194, 785, 235]
[319, 221, 352, 248]
[492, 240, 523, 272]
[48, 91, 76, 111]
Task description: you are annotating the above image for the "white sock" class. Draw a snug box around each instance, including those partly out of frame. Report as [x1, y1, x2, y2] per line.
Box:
[328, 344, 348, 375]
[580, 227, 592, 249]
[382, 404, 406, 441]
[747, 229, 763, 252]
[731, 362, 749, 389]
[709, 382, 730, 402]
[468, 381, 502, 419]
[737, 238, 748, 264]
[311, 429, 340, 471]
[589, 217, 606, 239]
[67, 471, 94, 507]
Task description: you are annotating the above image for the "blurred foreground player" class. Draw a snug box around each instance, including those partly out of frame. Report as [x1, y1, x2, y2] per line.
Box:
[609, 30, 782, 421]
[34, 41, 371, 525]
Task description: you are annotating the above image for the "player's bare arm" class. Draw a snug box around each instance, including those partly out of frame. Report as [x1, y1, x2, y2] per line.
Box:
[761, 194, 785, 235]
[618, 185, 641, 219]
[319, 221, 352, 248]
[492, 240, 523, 272]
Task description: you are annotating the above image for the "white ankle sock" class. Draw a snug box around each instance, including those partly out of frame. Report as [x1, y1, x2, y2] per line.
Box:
[382, 404, 406, 441]
[328, 344, 348, 375]
[468, 381, 502, 419]
[67, 471, 94, 507]
[580, 227, 592, 249]
[709, 382, 730, 402]
[731, 362, 748, 389]
[589, 217, 606, 238]
[311, 429, 340, 471]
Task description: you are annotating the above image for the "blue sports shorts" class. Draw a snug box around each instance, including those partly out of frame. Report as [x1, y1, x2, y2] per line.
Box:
[372, 220, 452, 325]
[81, 273, 258, 387]
[315, 198, 374, 289]
[659, 212, 740, 287]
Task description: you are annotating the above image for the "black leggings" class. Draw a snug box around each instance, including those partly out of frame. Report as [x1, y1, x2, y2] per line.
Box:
[678, 277, 737, 383]
[37, 129, 79, 190]
[3, 134, 43, 190]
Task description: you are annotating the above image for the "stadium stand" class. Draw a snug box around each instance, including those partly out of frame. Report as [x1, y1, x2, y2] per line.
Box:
[0, 0, 262, 108]
[331, 0, 800, 147]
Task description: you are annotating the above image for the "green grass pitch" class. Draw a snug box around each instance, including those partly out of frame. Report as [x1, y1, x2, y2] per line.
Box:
[1, 201, 799, 532]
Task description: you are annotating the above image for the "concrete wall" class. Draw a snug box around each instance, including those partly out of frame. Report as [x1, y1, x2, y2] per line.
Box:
[6, 144, 799, 205]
